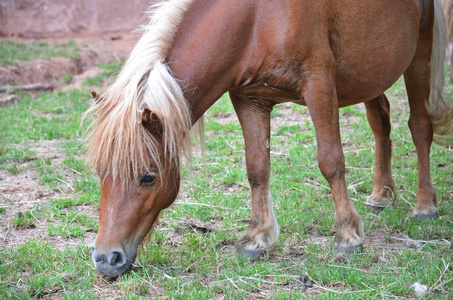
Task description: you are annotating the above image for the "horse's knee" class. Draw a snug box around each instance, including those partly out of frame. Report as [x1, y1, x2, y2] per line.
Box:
[318, 158, 345, 183]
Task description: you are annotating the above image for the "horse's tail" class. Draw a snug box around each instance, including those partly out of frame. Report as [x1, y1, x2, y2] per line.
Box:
[440, 0, 453, 43]
[429, 0, 453, 144]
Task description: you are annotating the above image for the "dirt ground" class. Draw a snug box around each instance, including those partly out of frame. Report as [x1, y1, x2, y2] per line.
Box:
[0, 35, 139, 88]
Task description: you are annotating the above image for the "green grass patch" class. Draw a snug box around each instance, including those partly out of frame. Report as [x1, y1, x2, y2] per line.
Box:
[48, 224, 86, 239]
[82, 60, 125, 87]
[58, 73, 74, 84]
[0, 40, 80, 66]
[12, 211, 35, 228]
[6, 164, 23, 174]
[0, 240, 93, 299]
[0, 146, 35, 164]
[0, 90, 90, 144]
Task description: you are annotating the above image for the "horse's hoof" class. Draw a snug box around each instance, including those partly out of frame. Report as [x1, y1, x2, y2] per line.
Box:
[333, 226, 364, 255]
[236, 248, 266, 260]
[235, 235, 269, 260]
[334, 243, 363, 254]
[365, 202, 387, 212]
[366, 186, 395, 212]
[366, 195, 394, 213]
[333, 243, 362, 262]
[413, 210, 439, 220]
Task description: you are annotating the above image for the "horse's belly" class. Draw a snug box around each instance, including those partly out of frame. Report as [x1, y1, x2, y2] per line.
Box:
[330, 0, 420, 106]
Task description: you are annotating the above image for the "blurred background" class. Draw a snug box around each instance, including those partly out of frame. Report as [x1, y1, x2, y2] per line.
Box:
[0, 0, 153, 38]
[0, 0, 159, 101]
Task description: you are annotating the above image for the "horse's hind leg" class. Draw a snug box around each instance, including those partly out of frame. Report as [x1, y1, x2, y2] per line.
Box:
[230, 92, 279, 259]
[364, 94, 396, 210]
[403, 19, 438, 218]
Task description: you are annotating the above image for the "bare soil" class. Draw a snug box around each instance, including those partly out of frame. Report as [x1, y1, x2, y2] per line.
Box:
[0, 36, 138, 88]
[0, 139, 98, 249]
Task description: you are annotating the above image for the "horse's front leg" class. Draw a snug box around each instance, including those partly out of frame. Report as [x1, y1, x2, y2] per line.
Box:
[230, 92, 279, 259]
[303, 70, 364, 253]
[364, 94, 396, 210]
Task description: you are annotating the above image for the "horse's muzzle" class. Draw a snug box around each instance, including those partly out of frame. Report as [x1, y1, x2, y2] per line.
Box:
[91, 247, 134, 278]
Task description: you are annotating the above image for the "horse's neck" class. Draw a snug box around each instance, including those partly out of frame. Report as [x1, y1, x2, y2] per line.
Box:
[167, 0, 255, 122]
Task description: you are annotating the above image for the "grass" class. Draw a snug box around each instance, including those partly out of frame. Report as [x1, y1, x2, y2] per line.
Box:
[12, 211, 35, 228]
[0, 89, 89, 143]
[0, 56, 452, 298]
[0, 40, 80, 66]
[82, 60, 125, 87]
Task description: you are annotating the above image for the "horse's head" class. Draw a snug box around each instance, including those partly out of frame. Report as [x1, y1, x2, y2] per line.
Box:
[89, 92, 181, 277]
[92, 165, 180, 278]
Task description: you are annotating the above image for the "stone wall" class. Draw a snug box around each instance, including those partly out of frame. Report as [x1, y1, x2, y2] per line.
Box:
[0, 0, 155, 38]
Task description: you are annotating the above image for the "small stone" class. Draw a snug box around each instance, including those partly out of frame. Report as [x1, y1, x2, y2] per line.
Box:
[411, 282, 428, 297]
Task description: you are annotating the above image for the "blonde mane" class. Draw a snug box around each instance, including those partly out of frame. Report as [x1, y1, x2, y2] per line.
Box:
[85, 0, 194, 186]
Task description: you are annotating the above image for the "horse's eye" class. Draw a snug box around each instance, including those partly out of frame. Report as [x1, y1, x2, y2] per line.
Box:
[140, 172, 156, 186]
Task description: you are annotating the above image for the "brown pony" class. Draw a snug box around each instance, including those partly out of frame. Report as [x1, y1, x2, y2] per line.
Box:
[86, 0, 453, 277]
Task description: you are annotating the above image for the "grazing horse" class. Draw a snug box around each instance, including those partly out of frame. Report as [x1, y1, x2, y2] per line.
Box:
[86, 0, 453, 277]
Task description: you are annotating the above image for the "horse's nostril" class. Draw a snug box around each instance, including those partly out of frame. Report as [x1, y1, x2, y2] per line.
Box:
[109, 251, 119, 265]
[94, 252, 107, 263]
[108, 250, 126, 267]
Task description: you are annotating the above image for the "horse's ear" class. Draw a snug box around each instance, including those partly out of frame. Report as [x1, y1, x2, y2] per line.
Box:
[142, 107, 163, 135]
[90, 90, 104, 104]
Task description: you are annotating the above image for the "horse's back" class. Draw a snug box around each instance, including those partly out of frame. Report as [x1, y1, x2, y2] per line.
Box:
[169, 0, 426, 108]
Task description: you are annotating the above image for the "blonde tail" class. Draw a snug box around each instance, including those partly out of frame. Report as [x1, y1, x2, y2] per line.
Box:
[430, 0, 453, 144]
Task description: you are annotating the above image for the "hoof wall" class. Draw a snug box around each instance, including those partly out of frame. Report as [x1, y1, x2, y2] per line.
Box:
[334, 243, 363, 255]
[365, 202, 387, 212]
[237, 248, 266, 261]
[366, 196, 392, 212]
[413, 211, 439, 220]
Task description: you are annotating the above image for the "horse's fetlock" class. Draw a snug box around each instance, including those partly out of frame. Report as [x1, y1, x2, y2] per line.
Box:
[248, 217, 262, 229]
